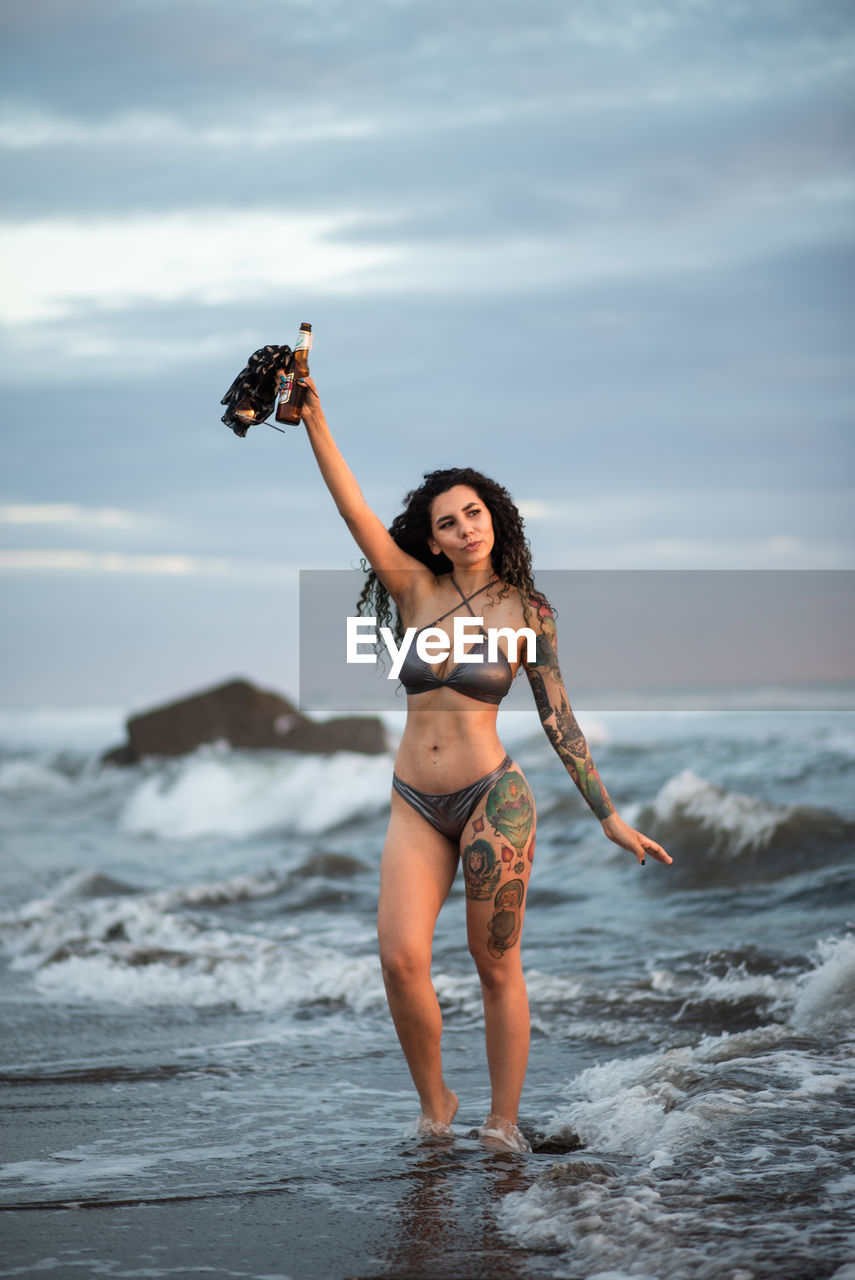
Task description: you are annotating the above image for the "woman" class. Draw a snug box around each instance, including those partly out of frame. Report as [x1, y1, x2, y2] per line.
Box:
[298, 378, 672, 1152]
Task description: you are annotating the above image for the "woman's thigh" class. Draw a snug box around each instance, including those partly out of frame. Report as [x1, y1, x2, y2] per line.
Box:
[377, 790, 460, 964]
[459, 760, 536, 971]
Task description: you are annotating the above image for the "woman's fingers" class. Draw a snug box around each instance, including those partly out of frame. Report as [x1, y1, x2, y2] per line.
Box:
[601, 813, 673, 866]
[297, 376, 321, 425]
[639, 834, 673, 866]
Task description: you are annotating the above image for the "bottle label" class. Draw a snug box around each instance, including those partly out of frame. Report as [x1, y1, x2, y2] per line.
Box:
[294, 330, 313, 353]
[279, 372, 294, 402]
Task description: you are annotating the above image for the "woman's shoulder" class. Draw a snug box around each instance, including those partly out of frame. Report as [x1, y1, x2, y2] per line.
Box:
[499, 582, 554, 632]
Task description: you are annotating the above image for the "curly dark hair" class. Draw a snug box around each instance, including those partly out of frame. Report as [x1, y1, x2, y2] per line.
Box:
[356, 466, 550, 644]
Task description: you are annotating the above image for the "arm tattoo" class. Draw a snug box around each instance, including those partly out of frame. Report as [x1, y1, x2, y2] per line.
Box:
[527, 626, 615, 820]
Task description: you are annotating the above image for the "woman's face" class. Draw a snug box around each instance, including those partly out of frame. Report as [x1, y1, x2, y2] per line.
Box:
[427, 484, 495, 569]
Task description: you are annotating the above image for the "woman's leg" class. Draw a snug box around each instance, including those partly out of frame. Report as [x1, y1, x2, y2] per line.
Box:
[377, 790, 460, 1127]
[460, 762, 535, 1135]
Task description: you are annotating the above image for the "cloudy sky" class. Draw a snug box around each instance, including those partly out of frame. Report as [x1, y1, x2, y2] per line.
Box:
[1, 0, 853, 710]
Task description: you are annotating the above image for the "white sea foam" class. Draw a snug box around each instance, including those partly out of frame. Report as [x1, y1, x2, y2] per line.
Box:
[501, 1020, 855, 1277]
[0, 1149, 163, 1188]
[27, 904, 385, 1013]
[431, 971, 483, 1018]
[640, 953, 788, 1018]
[0, 758, 73, 794]
[120, 749, 394, 839]
[32, 943, 386, 1014]
[549, 1047, 712, 1160]
[524, 969, 586, 1004]
[827, 1174, 855, 1196]
[0, 1134, 270, 1192]
[545, 1021, 851, 1164]
[787, 934, 855, 1035]
[690, 965, 790, 1008]
[0, 874, 386, 1014]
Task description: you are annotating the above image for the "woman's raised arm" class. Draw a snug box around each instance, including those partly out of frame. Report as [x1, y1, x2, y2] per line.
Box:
[523, 600, 672, 867]
[298, 379, 431, 605]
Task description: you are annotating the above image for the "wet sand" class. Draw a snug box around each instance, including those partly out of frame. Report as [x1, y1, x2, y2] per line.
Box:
[2, 1143, 559, 1280]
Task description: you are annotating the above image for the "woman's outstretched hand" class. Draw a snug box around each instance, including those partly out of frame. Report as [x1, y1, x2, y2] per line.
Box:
[600, 811, 673, 866]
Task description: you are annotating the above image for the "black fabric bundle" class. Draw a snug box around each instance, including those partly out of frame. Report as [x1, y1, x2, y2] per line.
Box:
[220, 344, 294, 437]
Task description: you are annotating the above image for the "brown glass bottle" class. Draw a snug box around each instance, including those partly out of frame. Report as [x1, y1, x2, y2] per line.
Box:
[275, 323, 313, 425]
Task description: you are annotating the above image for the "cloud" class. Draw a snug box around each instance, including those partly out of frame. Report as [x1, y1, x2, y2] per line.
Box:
[516, 490, 855, 569]
[0, 549, 295, 580]
[536, 534, 854, 570]
[0, 209, 402, 325]
[2, 0, 851, 125]
[516, 501, 554, 521]
[4, 161, 851, 333]
[0, 108, 379, 152]
[0, 503, 144, 528]
[2, 0, 851, 349]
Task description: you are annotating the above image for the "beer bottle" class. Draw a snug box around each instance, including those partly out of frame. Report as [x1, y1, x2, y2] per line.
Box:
[275, 322, 313, 425]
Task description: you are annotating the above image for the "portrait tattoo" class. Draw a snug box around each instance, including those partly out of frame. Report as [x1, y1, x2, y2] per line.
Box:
[487, 879, 525, 958]
[462, 838, 502, 900]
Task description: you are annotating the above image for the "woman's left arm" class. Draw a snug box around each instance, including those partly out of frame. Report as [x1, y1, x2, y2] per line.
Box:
[523, 601, 672, 867]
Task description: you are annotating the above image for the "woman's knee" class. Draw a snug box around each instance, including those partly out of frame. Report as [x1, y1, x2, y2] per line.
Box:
[468, 941, 523, 992]
[378, 937, 431, 989]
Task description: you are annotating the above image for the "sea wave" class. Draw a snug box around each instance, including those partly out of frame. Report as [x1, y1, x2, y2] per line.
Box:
[0, 758, 74, 795]
[521, 937, 855, 1047]
[31, 942, 386, 1015]
[120, 748, 395, 839]
[1, 886, 382, 1014]
[640, 769, 855, 884]
[0, 860, 386, 1015]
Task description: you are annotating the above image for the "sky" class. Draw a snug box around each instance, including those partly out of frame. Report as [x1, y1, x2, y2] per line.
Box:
[1, 0, 853, 711]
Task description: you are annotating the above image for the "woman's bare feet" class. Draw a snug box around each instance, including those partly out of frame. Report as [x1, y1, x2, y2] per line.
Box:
[415, 1086, 459, 1138]
[478, 1113, 531, 1153]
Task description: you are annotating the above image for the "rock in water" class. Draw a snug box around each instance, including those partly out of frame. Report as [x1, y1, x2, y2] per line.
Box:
[103, 678, 387, 763]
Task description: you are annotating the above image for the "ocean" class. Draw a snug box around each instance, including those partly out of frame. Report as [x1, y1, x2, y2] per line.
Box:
[1, 697, 854, 1280]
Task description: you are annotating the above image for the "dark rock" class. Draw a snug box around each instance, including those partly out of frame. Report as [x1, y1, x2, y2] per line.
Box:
[537, 1158, 613, 1185]
[530, 1131, 584, 1154]
[102, 678, 387, 763]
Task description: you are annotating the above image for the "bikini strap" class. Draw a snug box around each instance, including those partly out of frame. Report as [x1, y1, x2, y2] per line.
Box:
[430, 577, 499, 625]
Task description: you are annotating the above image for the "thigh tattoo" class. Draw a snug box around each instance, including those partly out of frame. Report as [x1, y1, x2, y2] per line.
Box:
[485, 770, 535, 875]
[487, 878, 525, 958]
[461, 838, 503, 900]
